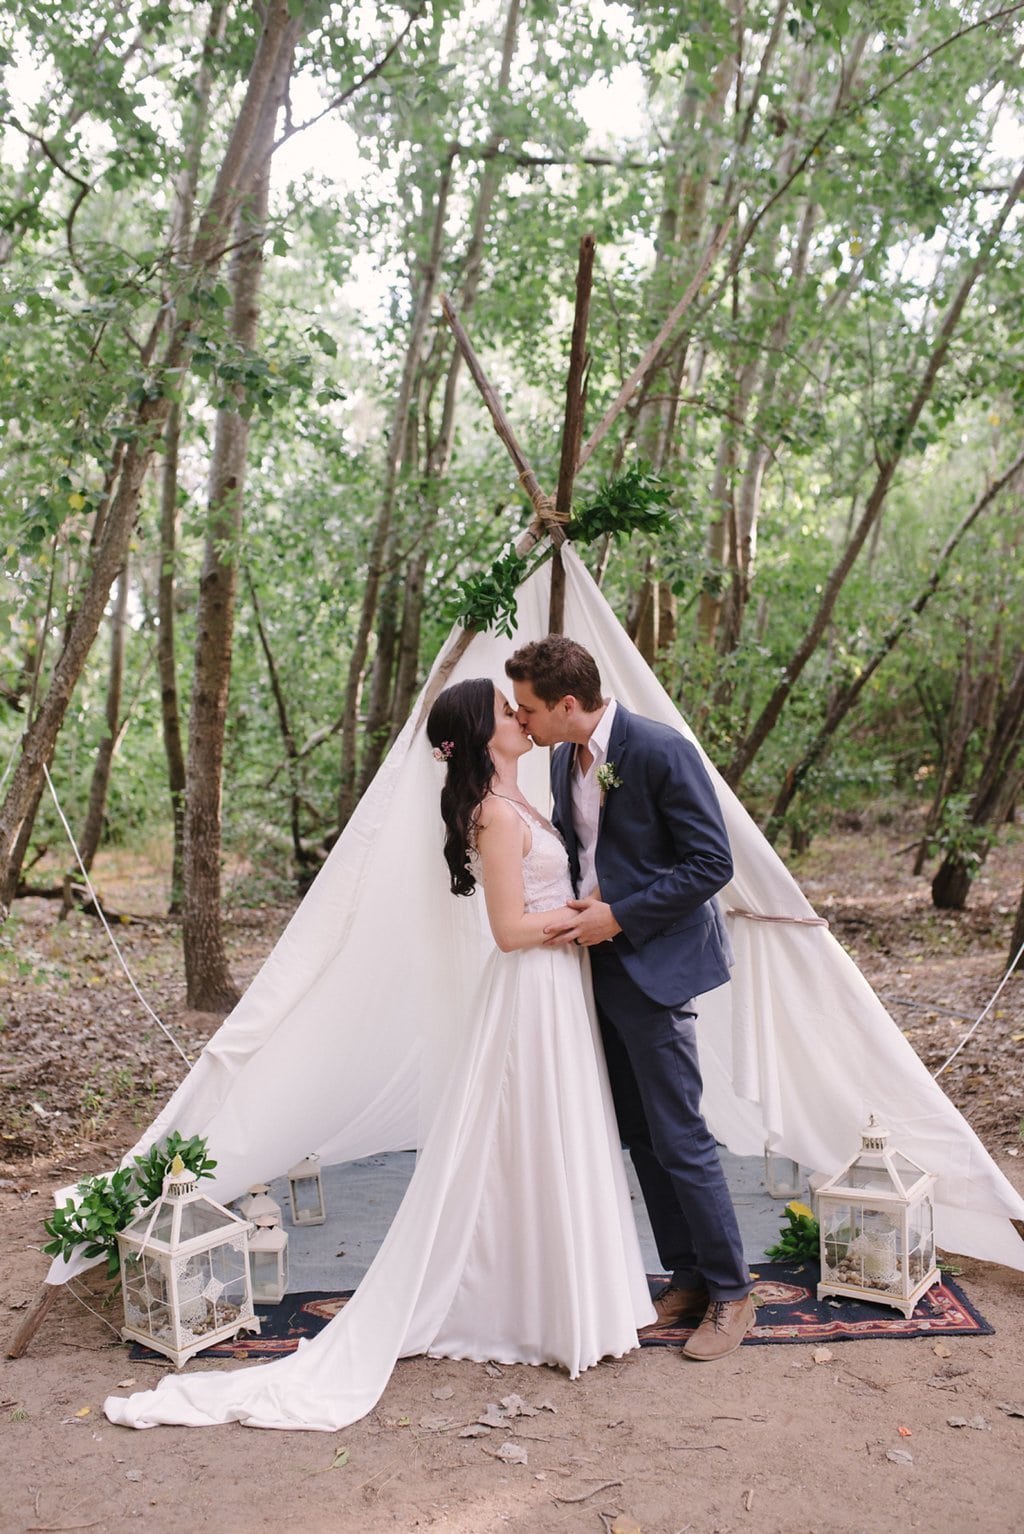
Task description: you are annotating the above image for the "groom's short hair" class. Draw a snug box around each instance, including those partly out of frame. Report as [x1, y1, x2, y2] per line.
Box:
[505, 635, 603, 712]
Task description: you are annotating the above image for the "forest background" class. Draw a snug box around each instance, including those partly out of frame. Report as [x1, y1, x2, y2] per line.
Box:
[1, 0, 1023, 1018]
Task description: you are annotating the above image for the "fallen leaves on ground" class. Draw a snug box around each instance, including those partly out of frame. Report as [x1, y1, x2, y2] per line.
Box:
[493, 1441, 527, 1465]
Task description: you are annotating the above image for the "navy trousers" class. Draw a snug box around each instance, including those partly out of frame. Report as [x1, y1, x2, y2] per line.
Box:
[590, 947, 750, 1301]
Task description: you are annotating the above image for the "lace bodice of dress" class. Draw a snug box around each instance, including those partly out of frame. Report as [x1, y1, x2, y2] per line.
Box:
[493, 798, 574, 913]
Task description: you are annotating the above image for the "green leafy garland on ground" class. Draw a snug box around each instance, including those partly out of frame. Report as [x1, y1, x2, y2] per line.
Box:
[43, 1132, 216, 1277]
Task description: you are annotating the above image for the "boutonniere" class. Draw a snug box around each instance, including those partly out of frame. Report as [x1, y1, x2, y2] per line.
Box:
[596, 761, 623, 803]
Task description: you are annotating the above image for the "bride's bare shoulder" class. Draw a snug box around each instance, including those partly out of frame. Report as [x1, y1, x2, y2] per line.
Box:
[476, 794, 519, 833]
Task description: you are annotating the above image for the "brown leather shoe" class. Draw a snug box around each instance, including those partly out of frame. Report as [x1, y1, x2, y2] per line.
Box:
[638, 1281, 710, 1336]
[681, 1294, 756, 1361]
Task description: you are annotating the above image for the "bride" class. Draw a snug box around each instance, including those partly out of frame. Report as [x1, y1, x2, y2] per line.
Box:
[104, 678, 654, 1432]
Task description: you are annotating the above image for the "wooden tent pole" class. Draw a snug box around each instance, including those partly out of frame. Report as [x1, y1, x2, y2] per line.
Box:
[427, 247, 604, 724]
[576, 217, 732, 472]
[554, 232, 595, 523]
[6, 1281, 60, 1359]
[549, 232, 596, 634]
[440, 294, 551, 520]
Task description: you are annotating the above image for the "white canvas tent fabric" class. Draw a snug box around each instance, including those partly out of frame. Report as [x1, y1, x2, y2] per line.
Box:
[48, 544, 1024, 1285]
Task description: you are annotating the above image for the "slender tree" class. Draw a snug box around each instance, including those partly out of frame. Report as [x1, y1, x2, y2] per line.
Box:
[724, 162, 1024, 789]
[77, 559, 130, 872]
[765, 448, 1024, 839]
[931, 650, 1024, 910]
[0, 0, 308, 918]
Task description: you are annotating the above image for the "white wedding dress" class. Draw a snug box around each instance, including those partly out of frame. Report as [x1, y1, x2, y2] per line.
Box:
[104, 805, 655, 1432]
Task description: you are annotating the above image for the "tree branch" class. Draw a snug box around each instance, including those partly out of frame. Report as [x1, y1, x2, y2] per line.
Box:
[272, 3, 428, 153]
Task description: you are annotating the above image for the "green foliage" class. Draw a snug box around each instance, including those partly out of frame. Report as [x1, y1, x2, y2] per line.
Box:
[765, 1201, 821, 1263]
[448, 547, 529, 639]
[925, 793, 990, 869]
[2, 0, 1024, 886]
[568, 462, 672, 544]
[132, 1131, 217, 1208]
[42, 1134, 216, 1276]
[42, 1167, 140, 1279]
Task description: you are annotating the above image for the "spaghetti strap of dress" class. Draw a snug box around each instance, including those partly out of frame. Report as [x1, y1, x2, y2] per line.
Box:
[486, 792, 562, 843]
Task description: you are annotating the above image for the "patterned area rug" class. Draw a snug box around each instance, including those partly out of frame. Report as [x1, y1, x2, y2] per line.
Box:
[129, 1260, 992, 1362]
[641, 1261, 993, 1348]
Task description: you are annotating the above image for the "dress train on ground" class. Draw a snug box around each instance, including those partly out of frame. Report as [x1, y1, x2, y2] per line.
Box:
[104, 932, 655, 1432]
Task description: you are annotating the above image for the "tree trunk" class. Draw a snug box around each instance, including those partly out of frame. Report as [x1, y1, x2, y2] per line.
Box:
[766, 447, 1024, 839]
[246, 566, 312, 871]
[913, 639, 982, 875]
[384, 0, 524, 742]
[931, 651, 1024, 910]
[1009, 878, 1024, 975]
[158, 404, 188, 913]
[0, 0, 305, 921]
[159, 1, 228, 914]
[77, 559, 130, 872]
[0, 427, 164, 916]
[337, 150, 456, 824]
[183, 148, 278, 1011]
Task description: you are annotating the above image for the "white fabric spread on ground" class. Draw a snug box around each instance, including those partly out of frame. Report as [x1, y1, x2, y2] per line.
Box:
[52, 547, 1024, 1312]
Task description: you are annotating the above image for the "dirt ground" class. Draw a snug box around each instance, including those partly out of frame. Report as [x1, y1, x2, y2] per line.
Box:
[2, 823, 1023, 1534]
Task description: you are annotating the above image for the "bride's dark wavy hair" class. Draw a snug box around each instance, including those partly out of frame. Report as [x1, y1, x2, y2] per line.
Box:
[426, 678, 497, 896]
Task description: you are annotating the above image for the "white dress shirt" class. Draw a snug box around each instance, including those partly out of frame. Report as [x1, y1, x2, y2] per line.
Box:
[570, 698, 617, 898]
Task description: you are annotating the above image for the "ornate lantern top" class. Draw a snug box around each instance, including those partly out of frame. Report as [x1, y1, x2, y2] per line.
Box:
[123, 1156, 250, 1253]
[819, 1115, 934, 1204]
[164, 1154, 197, 1199]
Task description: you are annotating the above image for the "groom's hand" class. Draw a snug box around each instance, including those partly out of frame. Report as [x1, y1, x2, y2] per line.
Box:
[544, 897, 622, 947]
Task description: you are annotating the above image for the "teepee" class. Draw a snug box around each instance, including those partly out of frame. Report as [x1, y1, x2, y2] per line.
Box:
[40, 232, 1024, 1292]
[44, 543, 1024, 1286]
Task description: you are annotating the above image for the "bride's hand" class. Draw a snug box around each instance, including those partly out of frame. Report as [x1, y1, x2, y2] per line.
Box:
[542, 906, 580, 947]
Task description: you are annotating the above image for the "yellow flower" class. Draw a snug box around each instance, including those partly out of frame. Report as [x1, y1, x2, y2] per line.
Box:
[67, 492, 86, 510]
[787, 1200, 815, 1220]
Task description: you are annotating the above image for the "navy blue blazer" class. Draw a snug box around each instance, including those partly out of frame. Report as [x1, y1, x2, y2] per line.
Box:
[550, 703, 734, 1008]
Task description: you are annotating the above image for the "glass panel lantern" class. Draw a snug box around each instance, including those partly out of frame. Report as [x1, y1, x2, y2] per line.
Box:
[236, 1184, 282, 1226]
[763, 1144, 804, 1200]
[817, 1116, 940, 1317]
[287, 1154, 326, 1226]
[117, 1156, 260, 1367]
[249, 1216, 289, 1305]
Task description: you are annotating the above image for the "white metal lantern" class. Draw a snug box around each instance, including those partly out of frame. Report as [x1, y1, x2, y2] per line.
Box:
[287, 1154, 326, 1226]
[248, 1215, 289, 1305]
[235, 1185, 283, 1227]
[817, 1116, 940, 1317]
[763, 1144, 804, 1200]
[117, 1156, 260, 1367]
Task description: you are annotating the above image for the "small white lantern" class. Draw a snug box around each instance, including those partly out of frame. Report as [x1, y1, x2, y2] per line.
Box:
[817, 1116, 940, 1318]
[287, 1154, 326, 1226]
[248, 1215, 289, 1305]
[763, 1144, 804, 1200]
[117, 1156, 260, 1367]
[236, 1185, 283, 1226]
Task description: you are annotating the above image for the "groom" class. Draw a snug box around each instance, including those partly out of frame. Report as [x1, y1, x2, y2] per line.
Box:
[506, 635, 754, 1361]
